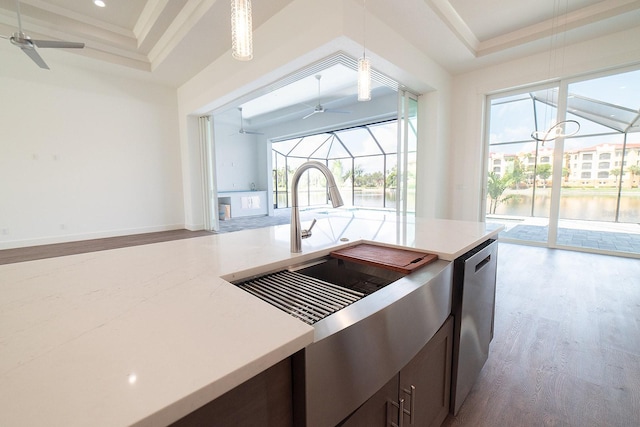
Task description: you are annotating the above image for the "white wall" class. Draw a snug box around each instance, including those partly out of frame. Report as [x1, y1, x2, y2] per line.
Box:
[448, 26, 640, 221]
[213, 120, 267, 192]
[417, 89, 450, 219]
[0, 45, 184, 249]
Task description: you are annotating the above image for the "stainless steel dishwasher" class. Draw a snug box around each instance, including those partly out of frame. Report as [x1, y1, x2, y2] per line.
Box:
[450, 238, 498, 415]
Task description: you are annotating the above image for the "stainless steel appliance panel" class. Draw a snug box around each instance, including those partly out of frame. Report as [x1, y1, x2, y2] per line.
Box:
[451, 239, 498, 415]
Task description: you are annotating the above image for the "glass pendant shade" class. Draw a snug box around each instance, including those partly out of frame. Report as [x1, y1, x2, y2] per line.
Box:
[231, 0, 253, 61]
[358, 56, 371, 101]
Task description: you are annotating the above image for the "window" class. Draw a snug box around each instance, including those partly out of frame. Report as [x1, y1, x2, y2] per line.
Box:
[541, 156, 550, 163]
[582, 153, 593, 160]
[493, 159, 501, 165]
[598, 171, 609, 178]
[598, 162, 610, 169]
[493, 167, 501, 173]
[581, 172, 591, 178]
[582, 162, 592, 169]
[599, 153, 611, 160]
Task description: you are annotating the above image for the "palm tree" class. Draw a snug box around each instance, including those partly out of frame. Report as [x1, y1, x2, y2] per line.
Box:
[510, 158, 526, 189]
[487, 172, 513, 214]
[386, 165, 397, 189]
[536, 164, 552, 188]
[610, 168, 621, 183]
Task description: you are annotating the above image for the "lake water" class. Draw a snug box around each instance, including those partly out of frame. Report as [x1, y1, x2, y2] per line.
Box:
[492, 189, 640, 223]
[276, 188, 416, 211]
[276, 188, 639, 223]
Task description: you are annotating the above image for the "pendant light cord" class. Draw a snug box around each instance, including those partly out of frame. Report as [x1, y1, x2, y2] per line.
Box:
[537, 0, 572, 146]
[363, 0, 367, 59]
[16, 0, 23, 33]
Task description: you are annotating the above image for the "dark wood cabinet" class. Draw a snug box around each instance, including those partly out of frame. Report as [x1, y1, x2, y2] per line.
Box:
[337, 374, 400, 426]
[399, 315, 453, 427]
[339, 316, 454, 427]
[170, 357, 293, 427]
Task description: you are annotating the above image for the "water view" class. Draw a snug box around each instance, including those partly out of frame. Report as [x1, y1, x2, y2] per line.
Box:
[275, 188, 417, 212]
[489, 188, 640, 223]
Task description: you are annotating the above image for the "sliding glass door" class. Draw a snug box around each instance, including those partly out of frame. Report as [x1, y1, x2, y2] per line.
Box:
[557, 70, 640, 253]
[486, 86, 559, 244]
[485, 67, 640, 257]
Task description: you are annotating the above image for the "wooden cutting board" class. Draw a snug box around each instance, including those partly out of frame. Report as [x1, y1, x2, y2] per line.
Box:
[330, 243, 438, 274]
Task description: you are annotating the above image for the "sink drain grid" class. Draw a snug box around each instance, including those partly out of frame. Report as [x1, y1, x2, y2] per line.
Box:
[236, 270, 365, 325]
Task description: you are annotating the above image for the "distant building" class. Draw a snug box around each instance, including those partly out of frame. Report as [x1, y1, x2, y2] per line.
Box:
[489, 143, 640, 188]
[565, 143, 640, 187]
[488, 147, 554, 187]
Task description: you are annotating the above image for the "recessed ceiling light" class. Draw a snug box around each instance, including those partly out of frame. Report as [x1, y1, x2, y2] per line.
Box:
[94, 0, 106, 7]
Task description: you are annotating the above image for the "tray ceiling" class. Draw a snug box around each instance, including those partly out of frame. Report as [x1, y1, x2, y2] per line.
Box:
[0, 0, 640, 119]
[0, 0, 637, 96]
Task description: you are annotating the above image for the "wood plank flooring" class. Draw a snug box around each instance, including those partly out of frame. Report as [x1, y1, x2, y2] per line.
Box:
[442, 243, 640, 427]
[0, 229, 213, 265]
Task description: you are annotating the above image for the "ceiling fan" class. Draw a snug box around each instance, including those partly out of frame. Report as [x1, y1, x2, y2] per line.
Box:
[303, 74, 351, 119]
[1, 0, 85, 69]
[236, 107, 264, 135]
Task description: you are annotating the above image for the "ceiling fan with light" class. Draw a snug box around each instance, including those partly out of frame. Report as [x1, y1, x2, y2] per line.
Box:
[1, 0, 85, 69]
[236, 107, 264, 135]
[303, 74, 351, 119]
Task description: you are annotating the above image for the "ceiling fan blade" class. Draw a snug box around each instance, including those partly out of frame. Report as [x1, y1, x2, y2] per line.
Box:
[32, 40, 85, 49]
[20, 46, 49, 69]
[303, 110, 320, 120]
[325, 109, 351, 114]
[237, 107, 264, 134]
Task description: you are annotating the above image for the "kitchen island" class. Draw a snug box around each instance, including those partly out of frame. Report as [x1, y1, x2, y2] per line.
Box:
[0, 213, 501, 426]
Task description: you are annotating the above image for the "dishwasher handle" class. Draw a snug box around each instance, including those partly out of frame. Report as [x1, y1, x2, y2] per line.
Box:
[475, 254, 491, 272]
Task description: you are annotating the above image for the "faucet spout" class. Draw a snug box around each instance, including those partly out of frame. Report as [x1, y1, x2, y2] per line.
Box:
[290, 161, 344, 253]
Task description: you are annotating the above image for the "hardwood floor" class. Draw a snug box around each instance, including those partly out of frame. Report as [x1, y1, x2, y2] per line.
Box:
[443, 243, 640, 427]
[0, 229, 213, 265]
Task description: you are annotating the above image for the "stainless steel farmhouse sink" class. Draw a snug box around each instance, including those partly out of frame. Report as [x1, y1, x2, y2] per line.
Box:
[234, 257, 405, 325]
[230, 250, 453, 427]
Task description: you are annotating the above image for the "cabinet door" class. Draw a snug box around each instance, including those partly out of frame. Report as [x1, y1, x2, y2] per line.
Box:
[337, 374, 399, 427]
[170, 358, 293, 427]
[399, 316, 453, 427]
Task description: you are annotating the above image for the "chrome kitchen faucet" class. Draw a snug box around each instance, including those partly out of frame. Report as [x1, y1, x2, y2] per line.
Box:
[290, 161, 344, 253]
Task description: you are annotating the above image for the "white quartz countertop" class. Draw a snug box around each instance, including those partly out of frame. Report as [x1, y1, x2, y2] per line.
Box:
[0, 212, 501, 426]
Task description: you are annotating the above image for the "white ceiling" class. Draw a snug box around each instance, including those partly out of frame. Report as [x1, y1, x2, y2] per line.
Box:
[1, 0, 638, 122]
[449, 0, 604, 41]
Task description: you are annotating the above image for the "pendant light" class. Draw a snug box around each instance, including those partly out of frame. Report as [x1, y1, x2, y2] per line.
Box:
[531, 120, 580, 144]
[358, 0, 371, 101]
[231, 0, 253, 61]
